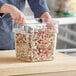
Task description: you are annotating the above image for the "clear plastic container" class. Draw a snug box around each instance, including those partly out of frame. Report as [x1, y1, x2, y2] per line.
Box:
[13, 18, 58, 62]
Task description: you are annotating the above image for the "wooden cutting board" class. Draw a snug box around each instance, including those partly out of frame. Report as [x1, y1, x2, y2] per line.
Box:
[0, 50, 76, 76]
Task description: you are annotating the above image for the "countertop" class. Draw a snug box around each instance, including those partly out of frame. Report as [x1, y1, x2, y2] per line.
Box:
[0, 50, 76, 76]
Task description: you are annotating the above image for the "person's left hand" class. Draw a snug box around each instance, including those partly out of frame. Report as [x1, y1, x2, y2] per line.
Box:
[40, 12, 56, 31]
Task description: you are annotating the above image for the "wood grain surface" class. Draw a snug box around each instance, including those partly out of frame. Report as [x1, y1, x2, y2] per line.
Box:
[0, 50, 76, 76]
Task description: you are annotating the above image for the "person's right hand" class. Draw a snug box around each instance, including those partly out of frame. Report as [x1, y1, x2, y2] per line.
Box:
[0, 4, 25, 25]
[10, 6, 25, 25]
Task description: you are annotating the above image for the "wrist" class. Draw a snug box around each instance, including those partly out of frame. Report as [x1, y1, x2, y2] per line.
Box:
[0, 3, 15, 14]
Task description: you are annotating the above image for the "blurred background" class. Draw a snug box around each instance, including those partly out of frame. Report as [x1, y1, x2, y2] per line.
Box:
[24, 0, 76, 56]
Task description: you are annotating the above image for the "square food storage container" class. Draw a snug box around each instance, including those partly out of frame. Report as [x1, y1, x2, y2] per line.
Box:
[13, 18, 58, 62]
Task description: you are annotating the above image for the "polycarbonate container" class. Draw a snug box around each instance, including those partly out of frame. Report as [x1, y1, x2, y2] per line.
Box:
[13, 18, 58, 62]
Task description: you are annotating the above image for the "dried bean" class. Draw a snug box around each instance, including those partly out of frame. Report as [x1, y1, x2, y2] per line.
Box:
[15, 27, 56, 62]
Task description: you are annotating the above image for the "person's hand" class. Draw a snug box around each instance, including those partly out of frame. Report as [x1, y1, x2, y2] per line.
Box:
[40, 12, 56, 31]
[0, 4, 25, 25]
[10, 7, 25, 25]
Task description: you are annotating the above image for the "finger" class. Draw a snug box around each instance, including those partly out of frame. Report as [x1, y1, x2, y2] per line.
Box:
[17, 14, 24, 25]
[20, 16, 25, 26]
[19, 14, 26, 26]
[16, 15, 21, 24]
[22, 17, 25, 26]
[13, 17, 18, 24]
[51, 23, 56, 30]
[47, 22, 56, 32]
[14, 18, 19, 24]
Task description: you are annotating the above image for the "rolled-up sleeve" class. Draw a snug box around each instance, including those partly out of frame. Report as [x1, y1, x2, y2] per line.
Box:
[28, 0, 49, 18]
[0, 1, 6, 7]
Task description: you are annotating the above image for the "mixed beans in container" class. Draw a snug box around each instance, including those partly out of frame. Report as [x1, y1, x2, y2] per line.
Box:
[13, 19, 58, 62]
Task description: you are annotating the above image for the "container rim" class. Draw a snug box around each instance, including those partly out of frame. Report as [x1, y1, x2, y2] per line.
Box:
[25, 18, 59, 24]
